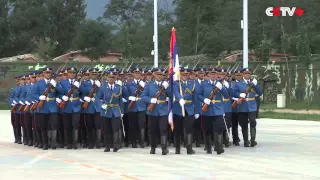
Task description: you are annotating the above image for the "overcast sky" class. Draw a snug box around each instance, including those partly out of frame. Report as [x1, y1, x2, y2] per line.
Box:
[85, 0, 174, 19]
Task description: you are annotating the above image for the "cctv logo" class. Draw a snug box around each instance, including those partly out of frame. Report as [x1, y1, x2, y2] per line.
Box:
[266, 7, 304, 17]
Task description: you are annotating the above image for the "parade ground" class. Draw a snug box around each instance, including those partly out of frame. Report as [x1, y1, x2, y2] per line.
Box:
[0, 110, 319, 180]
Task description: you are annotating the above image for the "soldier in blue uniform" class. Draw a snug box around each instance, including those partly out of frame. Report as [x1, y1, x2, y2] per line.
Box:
[55, 67, 82, 149]
[27, 72, 39, 147]
[122, 70, 131, 147]
[22, 74, 33, 146]
[55, 70, 65, 148]
[95, 70, 128, 152]
[173, 67, 200, 154]
[80, 68, 102, 149]
[231, 69, 242, 146]
[13, 75, 26, 145]
[8, 76, 21, 143]
[141, 67, 172, 155]
[198, 68, 229, 155]
[194, 67, 206, 147]
[30, 67, 60, 150]
[126, 67, 147, 148]
[18, 75, 29, 145]
[233, 68, 263, 147]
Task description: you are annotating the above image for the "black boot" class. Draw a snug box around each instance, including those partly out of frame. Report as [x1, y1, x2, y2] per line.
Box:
[58, 130, 65, 148]
[186, 134, 195, 155]
[175, 135, 181, 154]
[23, 127, 28, 145]
[66, 131, 72, 149]
[41, 130, 48, 150]
[119, 130, 123, 148]
[113, 131, 119, 152]
[87, 130, 93, 149]
[13, 127, 18, 143]
[81, 129, 87, 148]
[250, 128, 257, 147]
[33, 130, 38, 147]
[160, 135, 169, 155]
[215, 133, 224, 155]
[28, 129, 33, 146]
[47, 130, 52, 148]
[195, 130, 201, 147]
[223, 130, 231, 148]
[73, 130, 79, 149]
[51, 130, 57, 149]
[205, 134, 212, 154]
[104, 133, 110, 152]
[37, 130, 43, 148]
[242, 128, 250, 147]
[96, 129, 101, 149]
[139, 128, 145, 148]
[150, 134, 156, 154]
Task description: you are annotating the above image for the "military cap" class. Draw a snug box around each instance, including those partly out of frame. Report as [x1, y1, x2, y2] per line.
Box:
[109, 67, 120, 74]
[104, 70, 117, 77]
[195, 66, 206, 72]
[144, 69, 152, 74]
[216, 68, 227, 73]
[42, 67, 52, 73]
[151, 67, 165, 74]
[20, 75, 26, 79]
[180, 66, 191, 74]
[89, 68, 99, 73]
[206, 67, 217, 73]
[132, 67, 143, 73]
[67, 67, 77, 73]
[240, 68, 251, 73]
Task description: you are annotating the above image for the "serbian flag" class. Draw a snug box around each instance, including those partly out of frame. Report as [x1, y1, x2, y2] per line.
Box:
[168, 27, 180, 132]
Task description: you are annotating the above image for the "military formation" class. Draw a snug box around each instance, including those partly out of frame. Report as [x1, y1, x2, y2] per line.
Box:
[8, 64, 262, 155]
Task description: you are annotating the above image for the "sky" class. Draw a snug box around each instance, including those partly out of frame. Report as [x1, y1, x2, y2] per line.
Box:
[85, 0, 174, 19]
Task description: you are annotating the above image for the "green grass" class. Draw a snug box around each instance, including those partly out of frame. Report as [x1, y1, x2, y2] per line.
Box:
[260, 111, 320, 121]
[260, 101, 320, 110]
[0, 104, 10, 110]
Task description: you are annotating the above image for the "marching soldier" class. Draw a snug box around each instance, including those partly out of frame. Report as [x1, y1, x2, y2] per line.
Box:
[23, 74, 34, 146]
[233, 68, 262, 147]
[80, 68, 102, 149]
[172, 67, 200, 154]
[231, 69, 242, 145]
[8, 76, 21, 143]
[55, 70, 65, 148]
[31, 67, 60, 150]
[198, 68, 229, 155]
[56, 67, 82, 149]
[13, 75, 25, 145]
[141, 68, 172, 155]
[126, 67, 147, 148]
[95, 70, 128, 152]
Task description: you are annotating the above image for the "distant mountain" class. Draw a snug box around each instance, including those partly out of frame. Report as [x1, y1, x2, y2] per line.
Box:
[85, 0, 174, 19]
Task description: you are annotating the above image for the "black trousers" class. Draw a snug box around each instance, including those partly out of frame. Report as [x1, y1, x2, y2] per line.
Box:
[231, 112, 240, 139]
[79, 113, 86, 143]
[238, 112, 257, 129]
[202, 115, 225, 134]
[24, 113, 33, 141]
[128, 111, 146, 142]
[58, 113, 65, 144]
[173, 114, 194, 136]
[37, 113, 59, 131]
[256, 97, 260, 118]
[64, 113, 80, 131]
[85, 113, 102, 130]
[148, 115, 168, 147]
[15, 113, 22, 139]
[102, 116, 121, 133]
[123, 113, 129, 143]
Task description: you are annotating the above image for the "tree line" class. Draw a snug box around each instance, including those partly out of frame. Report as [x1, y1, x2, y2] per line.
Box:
[0, 0, 319, 62]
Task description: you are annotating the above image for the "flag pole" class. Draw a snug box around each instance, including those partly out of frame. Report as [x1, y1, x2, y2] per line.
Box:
[178, 71, 185, 117]
[243, 0, 248, 68]
[153, 0, 158, 68]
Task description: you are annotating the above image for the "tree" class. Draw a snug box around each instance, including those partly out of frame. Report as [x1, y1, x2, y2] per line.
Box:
[0, 0, 11, 57]
[72, 20, 113, 60]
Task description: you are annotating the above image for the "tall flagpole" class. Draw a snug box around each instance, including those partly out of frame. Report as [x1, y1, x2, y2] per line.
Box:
[243, 0, 248, 68]
[153, 0, 158, 68]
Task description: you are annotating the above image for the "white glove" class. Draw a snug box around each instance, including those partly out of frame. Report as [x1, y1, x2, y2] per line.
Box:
[150, 98, 157, 104]
[139, 81, 145, 88]
[73, 81, 80, 88]
[25, 101, 31, 105]
[19, 101, 24, 105]
[122, 98, 127, 103]
[166, 97, 169, 101]
[204, 98, 211, 105]
[162, 81, 169, 89]
[13, 100, 17, 104]
[80, 99, 84, 103]
[239, 93, 246, 98]
[232, 97, 239, 101]
[129, 96, 136, 101]
[95, 80, 101, 87]
[194, 114, 200, 119]
[50, 79, 57, 87]
[252, 78, 258, 86]
[223, 81, 229, 88]
[39, 95, 46, 100]
[11, 103, 15, 106]
[215, 81, 222, 90]
[116, 80, 122, 86]
[179, 99, 185, 107]
[62, 95, 69, 101]
[101, 104, 107, 110]
[84, 96, 91, 102]
[56, 98, 62, 103]
[121, 114, 124, 118]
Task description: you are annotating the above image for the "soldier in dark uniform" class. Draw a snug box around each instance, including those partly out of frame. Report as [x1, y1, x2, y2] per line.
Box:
[172, 67, 200, 154]
[8, 76, 21, 143]
[95, 70, 128, 152]
[141, 68, 172, 155]
[231, 69, 242, 146]
[23, 74, 34, 146]
[126, 67, 147, 148]
[233, 68, 262, 147]
[80, 68, 102, 149]
[13, 75, 25, 145]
